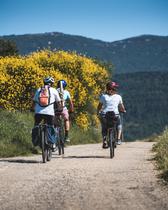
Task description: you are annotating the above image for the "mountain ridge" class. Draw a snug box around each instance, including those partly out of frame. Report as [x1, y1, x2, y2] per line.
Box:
[1, 32, 168, 74]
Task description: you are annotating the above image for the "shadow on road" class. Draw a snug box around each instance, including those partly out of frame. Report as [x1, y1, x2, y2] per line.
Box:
[0, 159, 40, 164]
[63, 155, 110, 159]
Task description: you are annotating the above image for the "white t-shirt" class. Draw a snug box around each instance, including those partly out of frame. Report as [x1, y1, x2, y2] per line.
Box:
[99, 93, 123, 114]
[33, 86, 61, 116]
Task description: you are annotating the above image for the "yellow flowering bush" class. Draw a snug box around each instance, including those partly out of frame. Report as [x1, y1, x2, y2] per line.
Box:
[0, 50, 109, 129]
[76, 112, 90, 130]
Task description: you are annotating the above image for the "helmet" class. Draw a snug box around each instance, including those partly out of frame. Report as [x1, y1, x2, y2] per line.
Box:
[106, 81, 119, 90]
[57, 80, 67, 88]
[43, 76, 55, 85]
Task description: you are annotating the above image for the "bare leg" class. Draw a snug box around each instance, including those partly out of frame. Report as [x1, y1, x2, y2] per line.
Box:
[118, 129, 122, 140]
[64, 120, 70, 142]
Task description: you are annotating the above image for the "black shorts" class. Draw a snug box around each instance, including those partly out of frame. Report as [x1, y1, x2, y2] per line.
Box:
[34, 114, 54, 126]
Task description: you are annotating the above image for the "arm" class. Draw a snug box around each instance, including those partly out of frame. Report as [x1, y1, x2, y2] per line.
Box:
[30, 101, 35, 112]
[66, 91, 74, 113]
[54, 89, 63, 112]
[97, 102, 103, 115]
[68, 98, 74, 113]
[118, 103, 126, 113]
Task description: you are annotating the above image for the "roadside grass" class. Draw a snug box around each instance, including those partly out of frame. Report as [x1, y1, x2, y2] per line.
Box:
[0, 110, 102, 157]
[144, 134, 159, 142]
[0, 109, 37, 157]
[69, 125, 101, 145]
[152, 127, 168, 183]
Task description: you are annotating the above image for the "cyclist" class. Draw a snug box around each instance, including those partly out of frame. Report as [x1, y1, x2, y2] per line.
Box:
[97, 81, 126, 148]
[56, 80, 74, 142]
[32, 76, 61, 126]
[32, 77, 62, 150]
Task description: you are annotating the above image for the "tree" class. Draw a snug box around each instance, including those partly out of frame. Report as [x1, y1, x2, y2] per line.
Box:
[0, 39, 18, 56]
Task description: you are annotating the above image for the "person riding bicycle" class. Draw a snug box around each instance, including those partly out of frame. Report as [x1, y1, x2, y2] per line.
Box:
[32, 76, 61, 127]
[55, 80, 74, 142]
[97, 81, 126, 148]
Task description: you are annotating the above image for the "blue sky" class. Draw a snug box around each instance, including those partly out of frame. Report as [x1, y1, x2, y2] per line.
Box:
[0, 0, 168, 42]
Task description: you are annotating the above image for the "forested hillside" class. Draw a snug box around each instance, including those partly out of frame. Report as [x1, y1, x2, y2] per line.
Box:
[114, 72, 168, 140]
[1, 32, 168, 74]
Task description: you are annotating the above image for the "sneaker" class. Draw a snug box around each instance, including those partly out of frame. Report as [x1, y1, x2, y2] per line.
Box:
[52, 143, 56, 152]
[102, 138, 108, 149]
[64, 136, 70, 143]
[117, 139, 122, 145]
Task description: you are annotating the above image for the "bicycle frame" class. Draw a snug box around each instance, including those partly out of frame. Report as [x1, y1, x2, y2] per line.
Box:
[106, 121, 118, 159]
[37, 123, 52, 163]
[54, 113, 65, 155]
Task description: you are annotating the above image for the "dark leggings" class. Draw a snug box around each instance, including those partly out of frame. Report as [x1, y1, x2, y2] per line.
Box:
[99, 114, 121, 137]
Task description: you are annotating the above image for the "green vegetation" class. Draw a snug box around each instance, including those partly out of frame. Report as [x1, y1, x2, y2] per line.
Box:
[70, 125, 101, 145]
[0, 50, 108, 130]
[152, 128, 168, 182]
[0, 109, 101, 157]
[0, 39, 18, 56]
[0, 109, 36, 157]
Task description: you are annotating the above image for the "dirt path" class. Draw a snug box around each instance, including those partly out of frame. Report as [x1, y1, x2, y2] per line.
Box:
[0, 141, 168, 210]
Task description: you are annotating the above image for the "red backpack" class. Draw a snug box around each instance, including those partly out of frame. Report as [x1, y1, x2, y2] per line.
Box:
[38, 85, 51, 107]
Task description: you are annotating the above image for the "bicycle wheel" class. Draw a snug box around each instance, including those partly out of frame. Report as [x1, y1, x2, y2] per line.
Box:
[47, 147, 52, 161]
[60, 126, 65, 155]
[109, 129, 115, 158]
[41, 127, 47, 163]
[114, 126, 117, 148]
[57, 131, 62, 155]
[120, 113, 124, 143]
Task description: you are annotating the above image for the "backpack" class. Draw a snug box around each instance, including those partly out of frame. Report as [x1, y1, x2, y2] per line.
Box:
[31, 125, 57, 147]
[46, 125, 57, 144]
[38, 85, 51, 107]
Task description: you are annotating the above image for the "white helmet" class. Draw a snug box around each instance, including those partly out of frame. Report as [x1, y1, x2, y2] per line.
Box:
[43, 76, 54, 85]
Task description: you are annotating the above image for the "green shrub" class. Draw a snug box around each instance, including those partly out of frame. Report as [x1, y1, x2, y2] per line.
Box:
[69, 125, 101, 145]
[0, 110, 102, 157]
[152, 127, 168, 182]
[0, 109, 37, 157]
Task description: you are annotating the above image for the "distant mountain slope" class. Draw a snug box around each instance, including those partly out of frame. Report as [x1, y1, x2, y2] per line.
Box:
[1, 32, 168, 74]
[114, 71, 168, 140]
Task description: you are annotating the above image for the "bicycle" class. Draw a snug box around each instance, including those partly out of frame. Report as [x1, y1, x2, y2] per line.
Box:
[37, 123, 53, 163]
[105, 111, 118, 158]
[54, 112, 65, 155]
[32, 122, 56, 163]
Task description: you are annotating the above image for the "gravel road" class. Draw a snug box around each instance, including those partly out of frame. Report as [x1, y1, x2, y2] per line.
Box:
[0, 141, 168, 210]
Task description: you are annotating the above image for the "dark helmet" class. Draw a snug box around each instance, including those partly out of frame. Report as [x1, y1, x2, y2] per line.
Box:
[106, 81, 119, 90]
[43, 76, 54, 85]
[57, 80, 67, 88]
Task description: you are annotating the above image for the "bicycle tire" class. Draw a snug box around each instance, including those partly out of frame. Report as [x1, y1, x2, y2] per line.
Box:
[47, 147, 52, 161]
[58, 134, 62, 155]
[120, 113, 124, 143]
[54, 114, 65, 155]
[41, 127, 47, 163]
[59, 127, 64, 155]
[109, 129, 115, 158]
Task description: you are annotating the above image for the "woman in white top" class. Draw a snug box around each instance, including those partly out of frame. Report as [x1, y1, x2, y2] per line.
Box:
[97, 81, 126, 148]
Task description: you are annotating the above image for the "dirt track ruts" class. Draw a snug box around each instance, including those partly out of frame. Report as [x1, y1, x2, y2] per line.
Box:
[0, 141, 168, 210]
